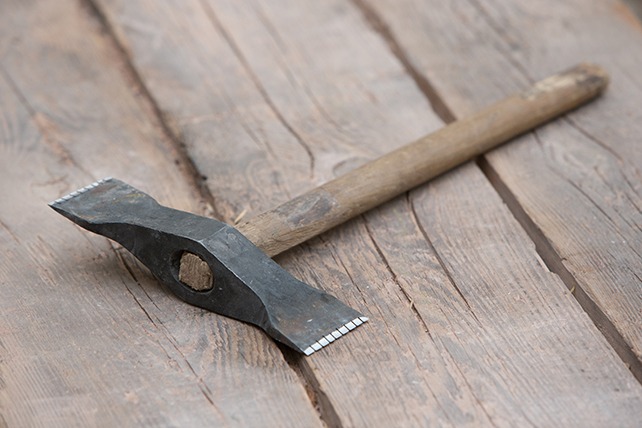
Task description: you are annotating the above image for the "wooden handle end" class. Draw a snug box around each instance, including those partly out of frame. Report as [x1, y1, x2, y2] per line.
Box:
[524, 63, 609, 102]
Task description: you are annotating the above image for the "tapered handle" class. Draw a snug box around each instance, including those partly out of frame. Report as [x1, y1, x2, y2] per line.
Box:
[239, 63, 609, 257]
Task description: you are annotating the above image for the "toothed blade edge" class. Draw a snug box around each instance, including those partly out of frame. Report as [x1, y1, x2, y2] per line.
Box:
[303, 316, 369, 356]
[49, 177, 113, 205]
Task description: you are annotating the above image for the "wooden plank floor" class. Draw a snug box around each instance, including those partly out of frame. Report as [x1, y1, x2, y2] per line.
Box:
[0, 0, 640, 426]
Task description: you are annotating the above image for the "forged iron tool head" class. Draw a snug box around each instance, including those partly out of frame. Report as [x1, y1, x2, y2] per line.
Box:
[50, 178, 367, 355]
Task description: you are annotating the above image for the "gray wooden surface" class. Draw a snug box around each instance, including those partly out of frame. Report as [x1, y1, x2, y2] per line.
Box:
[1, 0, 641, 426]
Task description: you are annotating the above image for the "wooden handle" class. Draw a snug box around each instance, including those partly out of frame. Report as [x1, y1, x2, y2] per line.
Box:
[238, 63, 608, 257]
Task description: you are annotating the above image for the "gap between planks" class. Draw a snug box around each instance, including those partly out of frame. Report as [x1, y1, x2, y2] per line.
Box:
[80, 0, 224, 221]
[350, 0, 457, 124]
[350, 0, 642, 384]
[478, 156, 642, 383]
[279, 344, 338, 428]
[83, 0, 334, 425]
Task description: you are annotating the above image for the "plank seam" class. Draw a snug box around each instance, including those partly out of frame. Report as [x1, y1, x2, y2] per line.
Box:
[3, 53, 230, 421]
[350, 0, 456, 124]
[81, 2, 347, 425]
[279, 346, 335, 428]
[477, 154, 642, 384]
[353, 0, 642, 386]
[82, 0, 225, 221]
[466, 0, 642, 383]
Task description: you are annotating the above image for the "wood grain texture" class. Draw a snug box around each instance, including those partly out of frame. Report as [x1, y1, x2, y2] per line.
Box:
[179, 252, 214, 291]
[0, 1, 321, 426]
[360, 0, 642, 376]
[92, 0, 642, 425]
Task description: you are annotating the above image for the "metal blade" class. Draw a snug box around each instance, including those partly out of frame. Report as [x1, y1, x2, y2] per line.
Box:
[50, 178, 368, 355]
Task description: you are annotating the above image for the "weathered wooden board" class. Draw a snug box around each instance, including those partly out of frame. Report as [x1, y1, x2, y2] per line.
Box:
[92, 0, 642, 425]
[0, 0, 320, 426]
[360, 0, 642, 377]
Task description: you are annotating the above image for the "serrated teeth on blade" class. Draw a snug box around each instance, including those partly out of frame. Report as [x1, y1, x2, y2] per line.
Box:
[303, 317, 369, 357]
[346, 321, 356, 330]
[49, 177, 114, 206]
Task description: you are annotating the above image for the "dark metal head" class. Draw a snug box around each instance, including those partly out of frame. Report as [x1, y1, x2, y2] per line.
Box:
[49, 178, 367, 355]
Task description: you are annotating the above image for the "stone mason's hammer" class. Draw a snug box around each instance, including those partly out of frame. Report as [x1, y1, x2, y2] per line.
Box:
[50, 63, 608, 356]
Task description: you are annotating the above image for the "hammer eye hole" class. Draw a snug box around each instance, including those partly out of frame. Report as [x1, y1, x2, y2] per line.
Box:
[178, 252, 214, 291]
